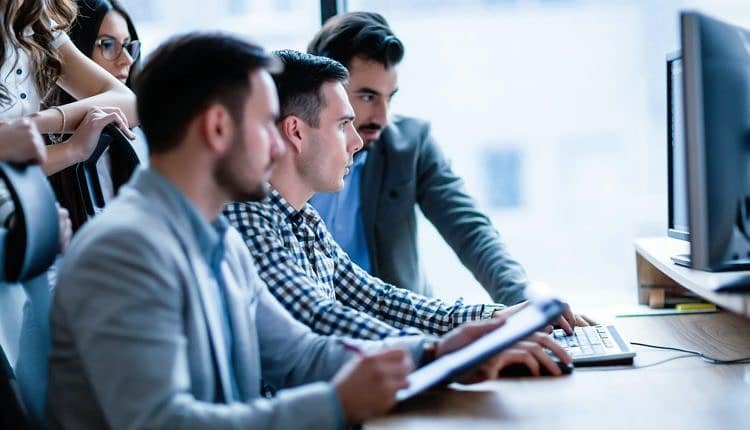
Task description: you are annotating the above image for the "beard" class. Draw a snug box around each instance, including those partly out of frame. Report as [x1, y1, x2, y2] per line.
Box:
[214, 132, 270, 203]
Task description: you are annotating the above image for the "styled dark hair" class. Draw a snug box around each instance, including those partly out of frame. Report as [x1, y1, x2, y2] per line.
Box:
[307, 11, 404, 69]
[135, 32, 276, 153]
[46, 0, 140, 108]
[0, 0, 78, 106]
[272, 49, 348, 128]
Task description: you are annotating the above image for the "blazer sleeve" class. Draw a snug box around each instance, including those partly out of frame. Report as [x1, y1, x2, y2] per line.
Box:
[53, 226, 341, 430]
[413, 121, 528, 305]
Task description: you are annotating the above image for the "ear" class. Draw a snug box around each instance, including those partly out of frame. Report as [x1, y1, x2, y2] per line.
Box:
[278, 115, 305, 154]
[200, 104, 235, 155]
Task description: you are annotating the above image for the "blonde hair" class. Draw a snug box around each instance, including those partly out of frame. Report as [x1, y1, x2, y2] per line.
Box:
[0, 0, 78, 106]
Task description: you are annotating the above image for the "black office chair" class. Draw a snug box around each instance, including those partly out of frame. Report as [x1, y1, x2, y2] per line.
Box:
[0, 162, 60, 429]
[76, 123, 140, 217]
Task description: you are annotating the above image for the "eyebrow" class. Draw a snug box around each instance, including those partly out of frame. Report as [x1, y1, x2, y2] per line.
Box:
[98, 33, 131, 42]
[354, 87, 399, 97]
[354, 87, 380, 96]
[337, 114, 356, 122]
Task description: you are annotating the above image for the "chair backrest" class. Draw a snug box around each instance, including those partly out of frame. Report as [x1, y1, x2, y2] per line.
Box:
[0, 162, 60, 429]
[0, 164, 59, 282]
[76, 124, 140, 217]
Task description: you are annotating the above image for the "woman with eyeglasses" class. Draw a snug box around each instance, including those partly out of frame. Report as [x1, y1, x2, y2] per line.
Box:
[47, 0, 147, 231]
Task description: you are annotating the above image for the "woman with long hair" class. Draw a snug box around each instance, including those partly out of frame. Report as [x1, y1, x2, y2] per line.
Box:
[0, 0, 139, 240]
[0, 0, 136, 173]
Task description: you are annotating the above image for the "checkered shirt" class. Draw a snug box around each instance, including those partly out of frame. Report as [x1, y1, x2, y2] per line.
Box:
[224, 188, 499, 340]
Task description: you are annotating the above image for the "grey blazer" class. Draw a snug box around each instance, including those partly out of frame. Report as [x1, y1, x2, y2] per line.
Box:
[362, 115, 528, 305]
[46, 169, 423, 430]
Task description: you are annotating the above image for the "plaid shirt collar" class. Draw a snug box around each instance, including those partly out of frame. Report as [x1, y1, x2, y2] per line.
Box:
[267, 187, 320, 227]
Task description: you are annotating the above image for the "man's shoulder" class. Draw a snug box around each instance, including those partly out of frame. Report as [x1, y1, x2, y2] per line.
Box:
[64, 192, 174, 266]
[55, 191, 184, 311]
[379, 115, 434, 157]
[387, 115, 431, 140]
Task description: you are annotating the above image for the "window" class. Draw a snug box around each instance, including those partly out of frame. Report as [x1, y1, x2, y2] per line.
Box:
[344, 0, 750, 307]
[120, 0, 321, 57]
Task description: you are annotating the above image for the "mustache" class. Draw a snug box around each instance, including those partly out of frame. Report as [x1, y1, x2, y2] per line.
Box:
[358, 123, 382, 132]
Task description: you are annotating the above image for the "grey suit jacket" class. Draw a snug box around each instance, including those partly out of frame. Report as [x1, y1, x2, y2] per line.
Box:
[46, 169, 423, 430]
[362, 115, 528, 305]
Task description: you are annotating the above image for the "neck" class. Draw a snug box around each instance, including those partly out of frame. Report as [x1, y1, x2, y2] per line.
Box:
[269, 161, 314, 211]
[150, 151, 228, 221]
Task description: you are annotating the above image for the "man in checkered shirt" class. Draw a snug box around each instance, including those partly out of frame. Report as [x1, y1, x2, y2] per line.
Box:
[224, 50, 514, 341]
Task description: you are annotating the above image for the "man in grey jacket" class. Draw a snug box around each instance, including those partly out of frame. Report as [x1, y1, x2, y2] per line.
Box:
[308, 12, 592, 330]
[46, 33, 568, 429]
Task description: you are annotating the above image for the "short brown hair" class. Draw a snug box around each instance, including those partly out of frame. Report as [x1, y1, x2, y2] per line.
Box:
[134, 32, 277, 153]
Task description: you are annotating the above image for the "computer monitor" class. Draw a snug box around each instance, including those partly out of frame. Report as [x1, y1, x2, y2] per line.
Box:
[681, 11, 750, 272]
[667, 51, 690, 242]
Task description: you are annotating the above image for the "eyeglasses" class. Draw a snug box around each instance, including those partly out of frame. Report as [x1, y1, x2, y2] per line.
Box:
[94, 37, 141, 61]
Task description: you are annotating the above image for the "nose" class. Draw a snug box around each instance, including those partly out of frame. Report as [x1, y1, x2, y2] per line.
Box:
[347, 122, 364, 154]
[117, 49, 134, 68]
[372, 98, 389, 127]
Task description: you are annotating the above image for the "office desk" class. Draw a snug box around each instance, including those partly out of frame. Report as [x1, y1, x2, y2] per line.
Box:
[635, 237, 750, 315]
[366, 312, 750, 430]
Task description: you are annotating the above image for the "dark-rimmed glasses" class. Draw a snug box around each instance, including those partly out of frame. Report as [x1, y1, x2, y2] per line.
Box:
[94, 37, 141, 61]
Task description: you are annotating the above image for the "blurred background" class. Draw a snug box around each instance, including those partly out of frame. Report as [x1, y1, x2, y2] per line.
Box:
[119, 0, 750, 310]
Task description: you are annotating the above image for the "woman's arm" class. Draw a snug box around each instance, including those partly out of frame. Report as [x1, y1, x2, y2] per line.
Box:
[29, 40, 138, 133]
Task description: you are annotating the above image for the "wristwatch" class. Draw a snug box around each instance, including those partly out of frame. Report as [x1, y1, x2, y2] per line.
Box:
[419, 339, 439, 367]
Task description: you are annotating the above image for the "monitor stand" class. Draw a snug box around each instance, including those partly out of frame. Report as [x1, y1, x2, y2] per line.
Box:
[671, 253, 691, 267]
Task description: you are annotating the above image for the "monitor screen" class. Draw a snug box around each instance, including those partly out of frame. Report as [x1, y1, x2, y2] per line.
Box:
[667, 53, 689, 240]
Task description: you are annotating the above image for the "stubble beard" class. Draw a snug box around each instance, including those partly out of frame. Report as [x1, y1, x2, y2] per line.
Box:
[215, 134, 270, 203]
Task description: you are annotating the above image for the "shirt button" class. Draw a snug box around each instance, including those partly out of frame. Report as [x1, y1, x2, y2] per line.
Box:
[15, 69, 22, 75]
[19, 93, 27, 99]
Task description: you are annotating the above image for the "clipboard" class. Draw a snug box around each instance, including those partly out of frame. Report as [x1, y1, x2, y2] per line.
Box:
[396, 297, 566, 401]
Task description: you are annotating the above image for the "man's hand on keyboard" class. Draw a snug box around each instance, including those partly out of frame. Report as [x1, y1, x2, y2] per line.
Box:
[469, 332, 572, 381]
[436, 318, 573, 383]
[493, 301, 596, 336]
[555, 302, 597, 335]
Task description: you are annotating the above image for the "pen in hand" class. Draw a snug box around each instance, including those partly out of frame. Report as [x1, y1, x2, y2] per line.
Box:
[337, 339, 365, 357]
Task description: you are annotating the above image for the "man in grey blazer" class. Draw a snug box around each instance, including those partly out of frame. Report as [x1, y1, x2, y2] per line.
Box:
[46, 33, 561, 429]
[308, 12, 592, 331]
